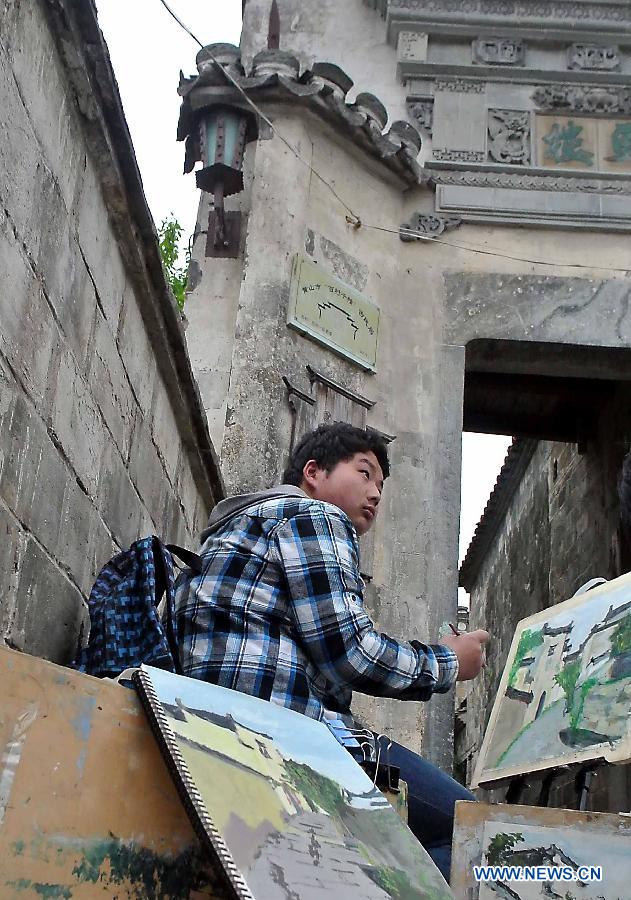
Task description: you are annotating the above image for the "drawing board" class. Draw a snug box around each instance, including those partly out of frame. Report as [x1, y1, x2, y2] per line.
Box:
[135, 665, 454, 900]
[472, 572, 631, 788]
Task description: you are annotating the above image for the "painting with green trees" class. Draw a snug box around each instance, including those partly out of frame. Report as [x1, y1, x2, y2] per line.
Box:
[472, 571, 631, 788]
[136, 666, 454, 900]
[451, 801, 631, 900]
[478, 820, 630, 900]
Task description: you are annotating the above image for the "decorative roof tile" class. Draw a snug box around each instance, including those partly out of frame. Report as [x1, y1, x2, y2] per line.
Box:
[177, 45, 424, 187]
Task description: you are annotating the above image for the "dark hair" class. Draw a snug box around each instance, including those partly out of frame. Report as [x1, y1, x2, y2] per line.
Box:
[282, 422, 390, 485]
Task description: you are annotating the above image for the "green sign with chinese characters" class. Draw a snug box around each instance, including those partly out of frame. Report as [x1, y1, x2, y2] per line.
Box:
[542, 119, 594, 166]
[608, 122, 631, 162]
[535, 115, 631, 173]
[287, 255, 380, 372]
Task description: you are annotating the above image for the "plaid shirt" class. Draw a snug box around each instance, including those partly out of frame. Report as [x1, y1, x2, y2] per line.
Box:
[175, 494, 458, 727]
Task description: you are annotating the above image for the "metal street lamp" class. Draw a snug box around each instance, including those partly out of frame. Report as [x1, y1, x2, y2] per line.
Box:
[178, 43, 258, 252]
[196, 106, 254, 248]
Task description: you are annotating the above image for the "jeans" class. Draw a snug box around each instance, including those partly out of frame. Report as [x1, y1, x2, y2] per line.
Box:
[375, 736, 475, 883]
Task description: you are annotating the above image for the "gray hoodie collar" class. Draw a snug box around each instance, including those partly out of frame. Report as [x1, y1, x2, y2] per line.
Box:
[200, 485, 308, 542]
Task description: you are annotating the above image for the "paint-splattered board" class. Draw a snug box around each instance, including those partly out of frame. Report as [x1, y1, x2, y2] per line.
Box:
[0, 646, 228, 899]
[451, 800, 631, 899]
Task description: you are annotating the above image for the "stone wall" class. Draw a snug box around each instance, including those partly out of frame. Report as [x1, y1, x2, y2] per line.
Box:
[0, 0, 222, 665]
[460, 387, 631, 809]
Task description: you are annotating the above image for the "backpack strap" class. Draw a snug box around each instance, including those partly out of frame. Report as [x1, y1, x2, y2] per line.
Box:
[166, 544, 204, 575]
[152, 538, 185, 676]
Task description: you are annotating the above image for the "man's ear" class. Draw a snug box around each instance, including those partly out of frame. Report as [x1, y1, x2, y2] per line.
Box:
[301, 459, 324, 493]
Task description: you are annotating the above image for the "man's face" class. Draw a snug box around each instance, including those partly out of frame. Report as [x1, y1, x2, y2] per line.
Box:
[302, 451, 384, 536]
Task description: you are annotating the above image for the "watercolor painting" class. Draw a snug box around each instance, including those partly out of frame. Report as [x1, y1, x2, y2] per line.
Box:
[451, 801, 631, 900]
[478, 821, 629, 900]
[141, 665, 454, 900]
[472, 572, 631, 787]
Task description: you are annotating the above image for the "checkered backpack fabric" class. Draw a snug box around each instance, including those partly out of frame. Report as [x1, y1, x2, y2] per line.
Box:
[75, 535, 202, 678]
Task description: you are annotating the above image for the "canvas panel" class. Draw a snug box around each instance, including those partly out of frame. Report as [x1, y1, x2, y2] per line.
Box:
[472, 571, 631, 788]
[0, 646, 219, 899]
[451, 801, 631, 900]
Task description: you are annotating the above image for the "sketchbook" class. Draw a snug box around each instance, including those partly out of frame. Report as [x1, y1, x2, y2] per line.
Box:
[133, 665, 454, 900]
[472, 572, 631, 788]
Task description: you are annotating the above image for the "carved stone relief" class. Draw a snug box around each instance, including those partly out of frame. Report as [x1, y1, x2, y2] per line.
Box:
[532, 85, 631, 116]
[433, 148, 485, 162]
[472, 37, 524, 66]
[387, 0, 631, 23]
[397, 30, 428, 62]
[568, 44, 620, 71]
[429, 168, 631, 194]
[407, 97, 433, 134]
[488, 109, 531, 164]
[400, 213, 462, 241]
[435, 79, 485, 93]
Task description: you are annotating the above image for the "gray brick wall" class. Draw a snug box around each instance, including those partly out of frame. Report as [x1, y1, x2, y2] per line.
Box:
[0, 0, 221, 665]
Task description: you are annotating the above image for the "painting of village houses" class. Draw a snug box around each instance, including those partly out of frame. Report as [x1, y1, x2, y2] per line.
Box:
[472, 573, 631, 787]
[140, 666, 454, 900]
[451, 801, 631, 900]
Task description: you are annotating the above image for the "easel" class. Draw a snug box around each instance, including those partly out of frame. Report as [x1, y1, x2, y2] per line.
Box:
[504, 761, 602, 811]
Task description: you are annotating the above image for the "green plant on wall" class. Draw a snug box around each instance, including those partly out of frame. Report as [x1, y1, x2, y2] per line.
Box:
[508, 628, 544, 687]
[158, 216, 190, 311]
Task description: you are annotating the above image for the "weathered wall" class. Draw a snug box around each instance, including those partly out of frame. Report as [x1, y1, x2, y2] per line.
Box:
[0, 0, 222, 666]
[461, 388, 631, 808]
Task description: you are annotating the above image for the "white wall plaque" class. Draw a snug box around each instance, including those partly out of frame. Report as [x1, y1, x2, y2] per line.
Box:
[287, 255, 380, 372]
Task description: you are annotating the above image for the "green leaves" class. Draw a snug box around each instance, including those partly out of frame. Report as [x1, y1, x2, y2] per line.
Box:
[158, 216, 190, 311]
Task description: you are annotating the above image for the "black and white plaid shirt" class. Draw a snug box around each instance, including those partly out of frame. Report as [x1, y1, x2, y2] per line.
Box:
[175, 493, 458, 727]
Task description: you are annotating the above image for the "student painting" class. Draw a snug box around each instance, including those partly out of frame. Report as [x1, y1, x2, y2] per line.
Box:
[175, 422, 489, 880]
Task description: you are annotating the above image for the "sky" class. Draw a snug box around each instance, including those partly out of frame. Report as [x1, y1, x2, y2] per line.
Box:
[93, 0, 512, 595]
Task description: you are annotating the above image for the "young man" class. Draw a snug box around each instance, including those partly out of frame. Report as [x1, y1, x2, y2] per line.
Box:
[175, 422, 488, 880]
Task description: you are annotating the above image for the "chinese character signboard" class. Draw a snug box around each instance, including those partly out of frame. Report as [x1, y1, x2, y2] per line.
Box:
[287, 255, 380, 372]
[535, 115, 631, 173]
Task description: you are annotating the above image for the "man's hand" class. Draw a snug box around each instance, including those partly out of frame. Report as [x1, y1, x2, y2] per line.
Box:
[440, 629, 489, 681]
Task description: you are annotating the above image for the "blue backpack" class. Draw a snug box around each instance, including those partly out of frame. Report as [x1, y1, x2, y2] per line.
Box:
[75, 536, 202, 678]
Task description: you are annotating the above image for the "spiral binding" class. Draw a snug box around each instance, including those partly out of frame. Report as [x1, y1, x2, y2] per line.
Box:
[133, 668, 255, 900]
